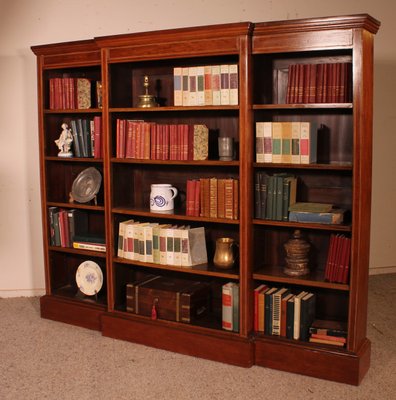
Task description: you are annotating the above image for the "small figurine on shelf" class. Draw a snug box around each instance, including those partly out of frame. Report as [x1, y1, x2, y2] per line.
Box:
[55, 123, 73, 157]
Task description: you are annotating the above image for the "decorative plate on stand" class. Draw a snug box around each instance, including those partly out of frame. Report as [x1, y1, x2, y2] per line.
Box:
[70, 167, 102, 204]
[75, 260, 103, 296]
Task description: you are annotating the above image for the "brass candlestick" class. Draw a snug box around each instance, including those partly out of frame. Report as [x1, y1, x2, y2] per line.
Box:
[283, 230, 311, 276]
[138, 75, 159, 108]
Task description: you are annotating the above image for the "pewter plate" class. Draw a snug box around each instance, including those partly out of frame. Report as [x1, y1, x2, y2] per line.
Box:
[71, 167, 102, 203]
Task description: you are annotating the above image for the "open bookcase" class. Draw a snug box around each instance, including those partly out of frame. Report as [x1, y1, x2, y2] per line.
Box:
[32, 14, 380, 384]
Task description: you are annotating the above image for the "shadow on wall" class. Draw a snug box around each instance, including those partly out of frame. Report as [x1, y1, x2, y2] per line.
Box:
[370, 61, 396, 270]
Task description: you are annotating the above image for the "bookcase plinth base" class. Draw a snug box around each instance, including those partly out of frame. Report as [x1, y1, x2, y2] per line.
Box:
[255, 336, 371, 385]
[40, 295, 104, 331]
[101, 313, 254, 367]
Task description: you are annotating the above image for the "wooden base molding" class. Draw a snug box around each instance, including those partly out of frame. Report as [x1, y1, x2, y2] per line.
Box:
[255, 336, 371, 385]
[101, 313, 254, 367]
[40, 295, 104, 331]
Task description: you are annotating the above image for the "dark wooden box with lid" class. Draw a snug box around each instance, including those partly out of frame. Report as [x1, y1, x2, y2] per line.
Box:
[126, 275, 211, 323]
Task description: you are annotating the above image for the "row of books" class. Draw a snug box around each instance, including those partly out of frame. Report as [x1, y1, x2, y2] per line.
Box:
[254, 172, 297, 221]
[48, 207, 106, 252]
[222, 282, 239, 332]
[308, 319, 347, 347]
[186, 178, 239, 220]
[69, 117, 102, 158]
[254, 285, 316, 341]
[117, 220, 208, 267]
[324, 234, 351, 284]
[285, 62, 352, 104]
[49, 77, 101, 110]
[116, 119, 209, 161]
[173, 64, 238, 106]
[256, 121, 318, 164]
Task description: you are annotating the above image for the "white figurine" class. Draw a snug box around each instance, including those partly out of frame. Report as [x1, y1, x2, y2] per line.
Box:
[55, 123, 73, 157]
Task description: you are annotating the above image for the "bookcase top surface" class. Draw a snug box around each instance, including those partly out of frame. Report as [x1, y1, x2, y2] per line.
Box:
[254, 14, 380, 35]
[94, 21, 254, 48]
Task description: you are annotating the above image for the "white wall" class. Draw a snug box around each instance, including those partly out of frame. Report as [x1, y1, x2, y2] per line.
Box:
[0, 0, 395, 297]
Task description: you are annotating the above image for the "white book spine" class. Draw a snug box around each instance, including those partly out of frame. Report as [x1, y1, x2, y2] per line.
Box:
[182, 67, 189, 106]
[222, 282, 234, 331]
[173, 67, 183, 106]
[211, 65, 221, 105]
[256, 122, 265, 163]
[229, 64, 238, 105]
[291, 121, 301, 164]
[220, 64, 230, 105]
[196, 66, 205, 106]
[263, 122, 273, 163]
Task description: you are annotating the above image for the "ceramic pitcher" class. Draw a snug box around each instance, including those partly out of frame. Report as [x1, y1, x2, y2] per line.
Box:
[150, 184, 178, 212]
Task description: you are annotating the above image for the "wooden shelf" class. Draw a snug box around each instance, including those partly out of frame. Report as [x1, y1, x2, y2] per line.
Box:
[115, 257, 239, 279]
[111, 158, 239, 167]
[49, 245, 107, 258]
[110, 105, 239, 112]
[253, 218, 352, 232]
[253, 266, 349, 291]
[44, 108, 102, 114]
[253, 103, 353, 110]
[47, 201, 105, 211]
[112, 206, 240, 224]
[45, 156, 104, 163]
[253, 162, 352, 171]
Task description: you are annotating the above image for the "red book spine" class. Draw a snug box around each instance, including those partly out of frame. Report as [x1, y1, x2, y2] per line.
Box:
[286, 64, 295, 104]
[316, 63, 324, 103]
[93, 116, 102, 159]
[187, 124, 194, 161]
[125, 120, 133, 158]
[194, 180, 200, 217]
[186, 179, 195, 216]
[150, 122, 156, 160]
[342, 237, 351, 284]
[296, 64, 304, 104]
[303, 64, 310, 103]
[163, 125, 169, 160]
[308, 64, 317, 103]
[116, 118, 120, 158]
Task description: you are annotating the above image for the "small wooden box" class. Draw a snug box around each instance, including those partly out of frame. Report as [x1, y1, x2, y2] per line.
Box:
[126, 275, 211, 323]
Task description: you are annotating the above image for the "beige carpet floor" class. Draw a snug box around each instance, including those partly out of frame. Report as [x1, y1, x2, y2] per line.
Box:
[1, 273, 395, 400]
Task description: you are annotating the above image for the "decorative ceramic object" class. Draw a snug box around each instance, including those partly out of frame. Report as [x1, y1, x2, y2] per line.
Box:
[150, 183, 178, 212]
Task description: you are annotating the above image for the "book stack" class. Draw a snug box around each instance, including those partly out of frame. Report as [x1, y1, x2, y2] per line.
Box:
[117, 220, 208, 267]
[173, 64, 238, 106]
[254, 285, 316, 341]
[49, 77, 99, 109]
[285, 62, 352, 104]
[324, 234, 351, 284]
[308, 319, 347, 347]
[116, 120, 208, 161]
[288, 202, 346, 225]
[254, 172, 297, 221]
[187, 177, 238, 220]
[256, 121, 318, 164]
[222, 282, 239, 332]
[69, 117, 102, 158]
[48, 207, 105, 252]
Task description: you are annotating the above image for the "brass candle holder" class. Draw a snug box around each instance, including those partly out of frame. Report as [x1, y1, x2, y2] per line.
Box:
[283, 229, 311, 276]
[138, 75, 159, 108]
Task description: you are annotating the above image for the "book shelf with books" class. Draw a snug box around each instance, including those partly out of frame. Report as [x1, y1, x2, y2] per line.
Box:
[32, 15, 379, 384]
[32, 40, 107, 330]
[94, 23, 254, 367]
[251, 15, 379, 384]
